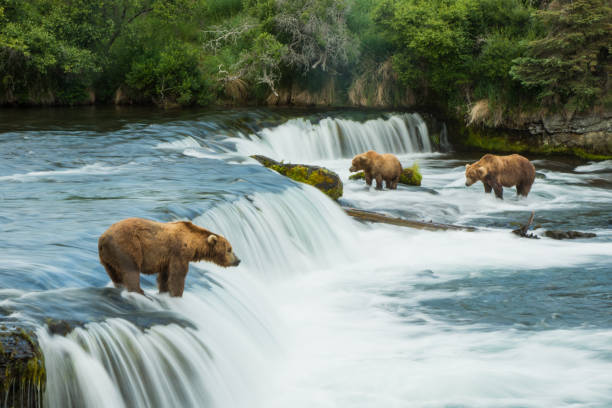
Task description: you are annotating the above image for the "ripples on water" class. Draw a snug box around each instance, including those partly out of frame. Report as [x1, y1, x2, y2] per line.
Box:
[0, 107, 611, 407]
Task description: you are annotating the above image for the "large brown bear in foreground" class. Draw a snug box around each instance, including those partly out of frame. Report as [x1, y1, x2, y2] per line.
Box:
[350, 150, 402, 189]
[98, 218, 240, 297]
[465, 153, 535, 199]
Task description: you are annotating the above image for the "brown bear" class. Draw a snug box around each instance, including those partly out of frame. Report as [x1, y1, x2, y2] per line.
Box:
[465, 153, 535, 199]
[98, 218, 240, 297]
[349, 150, 402, 190]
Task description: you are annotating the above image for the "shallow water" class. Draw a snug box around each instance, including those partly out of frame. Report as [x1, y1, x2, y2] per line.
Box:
[0, 107, 611, 407]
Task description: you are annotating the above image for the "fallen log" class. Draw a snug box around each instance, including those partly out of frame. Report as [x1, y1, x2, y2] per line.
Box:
[343, 207, 476, 231]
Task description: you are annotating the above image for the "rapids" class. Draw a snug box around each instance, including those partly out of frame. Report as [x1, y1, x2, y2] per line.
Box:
[0, 107, 610, 407]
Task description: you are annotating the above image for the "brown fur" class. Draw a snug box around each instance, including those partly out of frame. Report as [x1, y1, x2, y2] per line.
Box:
[349, 150, 402, 190]
[98, 218, 240, 297]
[465, 153, 536, 199]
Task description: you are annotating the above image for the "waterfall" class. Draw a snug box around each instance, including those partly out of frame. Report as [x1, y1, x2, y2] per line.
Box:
[39, 277, 281, 408]
[38, 185, 362, 408]
[234, 113, 439, 162]
[194, 186, 359, 278]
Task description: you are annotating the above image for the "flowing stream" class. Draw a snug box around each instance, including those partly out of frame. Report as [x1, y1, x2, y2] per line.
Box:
[0, 107, 611, 407]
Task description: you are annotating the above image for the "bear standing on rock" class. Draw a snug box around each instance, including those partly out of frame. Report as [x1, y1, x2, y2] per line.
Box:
[350, 150, 402, 190]
[98, 218, 240, 297]
[465, 153, 535, 199]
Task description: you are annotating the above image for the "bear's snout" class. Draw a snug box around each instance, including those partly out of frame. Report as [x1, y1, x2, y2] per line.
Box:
[349, 165, 356, 172]
[232, 256, 241, 266]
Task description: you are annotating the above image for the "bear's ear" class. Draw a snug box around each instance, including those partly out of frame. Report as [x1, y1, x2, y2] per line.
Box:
[478, 167, 488, 177]
[465, 164, 470, 169]
[207, 235, 218, 245]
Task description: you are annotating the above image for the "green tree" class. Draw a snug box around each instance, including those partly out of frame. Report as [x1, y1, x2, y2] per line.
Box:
[510, 0, 611, 111]
[374, 0, 533, 108]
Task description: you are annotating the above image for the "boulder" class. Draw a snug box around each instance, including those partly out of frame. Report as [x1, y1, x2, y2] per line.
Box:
[251, 155, 343, 200]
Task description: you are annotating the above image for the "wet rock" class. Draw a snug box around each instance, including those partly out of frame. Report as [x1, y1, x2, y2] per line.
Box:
[45, 318, 78, 336]
[0, 325, 45, 407]
[349, 164, 423, 187]
[544, 230, 597, 240]
[251, 155, 343, 200]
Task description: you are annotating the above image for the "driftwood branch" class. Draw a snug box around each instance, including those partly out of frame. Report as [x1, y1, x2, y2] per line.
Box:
[343, 207, 476, 232]
[512, 211, 539, 239]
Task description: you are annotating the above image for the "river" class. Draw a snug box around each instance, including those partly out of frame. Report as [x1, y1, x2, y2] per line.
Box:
[0, 107, 611, 407]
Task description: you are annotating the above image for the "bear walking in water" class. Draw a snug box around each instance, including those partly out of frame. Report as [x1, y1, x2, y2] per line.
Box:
[350, 150, 402, 190]
[465, 153, 535, 199]
[98, 218, 240, 297]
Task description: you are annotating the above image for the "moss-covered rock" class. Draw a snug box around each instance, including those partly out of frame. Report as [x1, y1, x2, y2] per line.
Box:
[399, 163, 422, 186]
[0, 325, 46, 408]
[251, 155, 343, 200]
[349, 163, 422, 186]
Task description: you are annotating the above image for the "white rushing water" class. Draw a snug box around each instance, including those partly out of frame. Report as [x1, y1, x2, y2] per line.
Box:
[234, 113, 436, 161]
[36, 114, 612, 408]
[39, 184, 612, 407]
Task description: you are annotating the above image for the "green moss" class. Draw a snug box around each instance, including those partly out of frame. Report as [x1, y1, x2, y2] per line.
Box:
[349, 172, 365, 180]
[285, 166, 309, 182]
[399, 163, 422, 186]
[268, 162, 343, 200]
[0, 328, 46, 397]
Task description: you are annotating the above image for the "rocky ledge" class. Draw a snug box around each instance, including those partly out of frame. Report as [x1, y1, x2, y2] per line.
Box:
[457, 111, 612, 160]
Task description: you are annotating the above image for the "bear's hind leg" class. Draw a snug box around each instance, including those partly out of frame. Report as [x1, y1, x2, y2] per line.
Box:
[102, 262, 124, 288]
[517, 181, 532, 197]
[375, 175, 383, 190]
[123, 270, 144, 295]
[116, 254, 144, 294]
[157, 269, 169, 293]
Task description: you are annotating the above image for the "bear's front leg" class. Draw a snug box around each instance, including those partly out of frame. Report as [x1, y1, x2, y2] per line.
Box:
[168, 259, 189, 297]
[365, 172, 373, 186]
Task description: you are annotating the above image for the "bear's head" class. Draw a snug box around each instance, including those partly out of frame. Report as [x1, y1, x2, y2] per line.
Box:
[205, 234, 241, 267]
[465, 164, 487, 186]
[350, 151, 373, 172]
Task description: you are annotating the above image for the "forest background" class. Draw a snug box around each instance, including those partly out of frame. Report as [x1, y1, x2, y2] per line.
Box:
[0, 0, 609, 127]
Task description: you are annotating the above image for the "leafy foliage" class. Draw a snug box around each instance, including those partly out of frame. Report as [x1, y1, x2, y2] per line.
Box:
[0, 0, 609, 114]
[510, 0, 611, 111]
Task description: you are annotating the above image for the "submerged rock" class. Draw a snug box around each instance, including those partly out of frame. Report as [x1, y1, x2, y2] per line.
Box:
[0, 325, 45, 407]
[251, 155, 343, 200]
[544, 230, 597, 240]
[349, 163, 423, 186]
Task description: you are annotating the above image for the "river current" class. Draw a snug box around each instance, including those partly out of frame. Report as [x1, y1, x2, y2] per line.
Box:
[0, 107, 611, 407]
